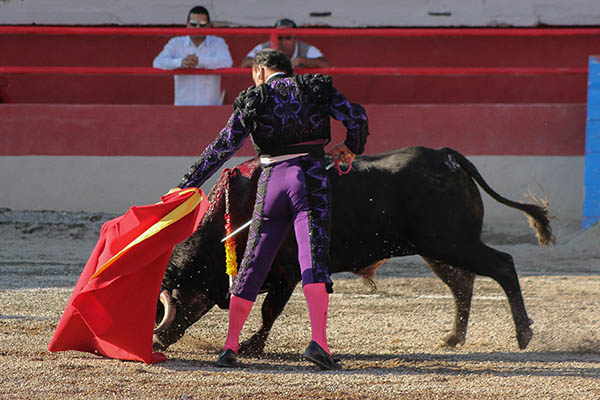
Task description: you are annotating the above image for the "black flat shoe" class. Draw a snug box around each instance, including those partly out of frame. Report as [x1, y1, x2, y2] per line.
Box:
[303, 341, 342, 370]
[216, 349, 238, 368]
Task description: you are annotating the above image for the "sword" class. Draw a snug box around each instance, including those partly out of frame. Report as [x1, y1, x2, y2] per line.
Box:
[220, 219, 252, 243]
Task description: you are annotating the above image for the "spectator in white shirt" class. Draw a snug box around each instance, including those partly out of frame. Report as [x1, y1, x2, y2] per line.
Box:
[240, 18, 329, 69]
[153, 6, 233, 106]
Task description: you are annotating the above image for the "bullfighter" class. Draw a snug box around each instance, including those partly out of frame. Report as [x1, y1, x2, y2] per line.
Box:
[174, 48, 369, 369]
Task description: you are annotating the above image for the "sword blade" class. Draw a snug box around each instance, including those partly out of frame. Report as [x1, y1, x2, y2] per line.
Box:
[220, 219, 253, 242]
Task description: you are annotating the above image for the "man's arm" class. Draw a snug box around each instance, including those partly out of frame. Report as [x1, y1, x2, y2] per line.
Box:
[328, 87, 369, 155]
[178, 110, 249, 188]
[197, 37, 233, 69]
[153, 38, 184, 70]
[241, 57, 254, 68]
[293, 56, 329, 68]
[293, 43, 330, 68]
[240, 43, 265, 67]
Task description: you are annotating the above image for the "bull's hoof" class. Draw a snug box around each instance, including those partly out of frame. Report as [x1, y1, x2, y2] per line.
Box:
[239, 334, 267, 356]
[437, 333, 466, 348]
[517, 325, 534, 350]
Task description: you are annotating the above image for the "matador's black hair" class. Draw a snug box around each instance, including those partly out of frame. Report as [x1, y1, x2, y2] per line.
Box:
[253, 48, 294, 76]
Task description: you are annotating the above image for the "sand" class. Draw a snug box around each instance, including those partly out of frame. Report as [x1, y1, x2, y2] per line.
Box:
[0, 208, 599, 399]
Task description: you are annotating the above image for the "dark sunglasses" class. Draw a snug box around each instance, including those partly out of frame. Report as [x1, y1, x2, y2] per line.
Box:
[189, 21, 209, 28]
[278, 36, 294, 41]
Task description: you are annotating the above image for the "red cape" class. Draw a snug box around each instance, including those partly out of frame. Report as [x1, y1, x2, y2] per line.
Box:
[48, 188, 208, 364]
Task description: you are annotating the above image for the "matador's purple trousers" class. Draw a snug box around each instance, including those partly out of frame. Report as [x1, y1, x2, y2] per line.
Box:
[230, 154, 333, 302]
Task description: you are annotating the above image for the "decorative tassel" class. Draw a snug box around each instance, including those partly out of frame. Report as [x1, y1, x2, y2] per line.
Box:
[224, 212, 238, 278]
[223, 169, 238, 280]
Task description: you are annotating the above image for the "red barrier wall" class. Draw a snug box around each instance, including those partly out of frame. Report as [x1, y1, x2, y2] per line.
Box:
[0, 31, 597, 104]
[0, 103, 585, 156]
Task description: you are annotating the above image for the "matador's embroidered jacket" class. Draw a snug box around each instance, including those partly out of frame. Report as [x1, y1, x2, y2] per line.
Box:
[178, 73, 369, 188]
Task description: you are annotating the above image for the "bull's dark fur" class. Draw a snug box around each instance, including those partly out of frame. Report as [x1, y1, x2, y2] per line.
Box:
[154, 147, 554, 354]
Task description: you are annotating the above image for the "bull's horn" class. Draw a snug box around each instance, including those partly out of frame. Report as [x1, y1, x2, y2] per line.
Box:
[154, 290, 176, 333]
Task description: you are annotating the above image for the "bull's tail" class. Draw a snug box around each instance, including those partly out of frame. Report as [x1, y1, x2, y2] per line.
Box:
[442, 147, 555, 245]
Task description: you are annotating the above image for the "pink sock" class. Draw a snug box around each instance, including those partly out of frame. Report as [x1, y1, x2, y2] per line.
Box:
[303, 282, 331, 355]
[223, 295, 254, 353]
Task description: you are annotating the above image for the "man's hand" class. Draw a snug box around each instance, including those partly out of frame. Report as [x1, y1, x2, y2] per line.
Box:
[181, 54, 199, 68]
[328, 143, 355, 164]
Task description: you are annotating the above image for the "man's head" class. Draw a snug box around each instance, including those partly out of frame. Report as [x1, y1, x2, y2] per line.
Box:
[187, 6, 212, 43]
[251, 48, 293, 86]
[274, 18, 297, 59]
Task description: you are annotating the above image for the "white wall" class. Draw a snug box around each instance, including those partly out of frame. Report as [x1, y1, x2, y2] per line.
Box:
[1, 0, 599, 26]
[0, 155, 583, 225]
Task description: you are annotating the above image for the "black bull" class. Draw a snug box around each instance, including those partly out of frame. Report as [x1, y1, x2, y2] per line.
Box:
[153, 147, 554, 353]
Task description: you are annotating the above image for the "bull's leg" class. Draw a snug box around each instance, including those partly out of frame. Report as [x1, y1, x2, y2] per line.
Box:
[423, 257, 475, 348]
[238, 264, 300, 355]
[484, 248, 533, 349]
[449, 243, 533, 349]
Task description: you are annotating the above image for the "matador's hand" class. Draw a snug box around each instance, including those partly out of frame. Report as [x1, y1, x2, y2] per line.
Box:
[165, 188, 181, 195]
[328, 143, 355, 164]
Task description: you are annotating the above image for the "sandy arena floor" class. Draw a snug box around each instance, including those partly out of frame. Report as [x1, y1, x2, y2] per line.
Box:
[0, 209, 599, 399]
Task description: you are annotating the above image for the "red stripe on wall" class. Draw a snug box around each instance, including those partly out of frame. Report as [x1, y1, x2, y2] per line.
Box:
[0, 104, 585, 156]
[362, 104, 586, 156]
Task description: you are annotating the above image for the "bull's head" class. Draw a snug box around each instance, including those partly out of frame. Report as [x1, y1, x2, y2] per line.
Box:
[153, 286, 219, 351]
[152, 241, 231, 350]
[153, 158, 262, 351]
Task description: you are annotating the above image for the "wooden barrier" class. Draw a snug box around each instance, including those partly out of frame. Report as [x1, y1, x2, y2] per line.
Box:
[0, 77, 11, 103]
[0, 103, 586, 214]
[1, 27, 599, 104]
[0, 103, 585, 157]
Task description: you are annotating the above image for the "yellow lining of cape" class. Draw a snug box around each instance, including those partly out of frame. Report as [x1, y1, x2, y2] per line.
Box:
[89, 188, 202, 282]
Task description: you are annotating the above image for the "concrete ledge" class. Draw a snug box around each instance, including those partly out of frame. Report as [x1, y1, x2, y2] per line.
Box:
[0, 155, 583, 223]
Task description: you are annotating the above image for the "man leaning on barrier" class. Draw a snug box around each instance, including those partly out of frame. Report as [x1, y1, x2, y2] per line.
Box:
[153, 5, 233, 106]
[241, 18, 329, 69]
